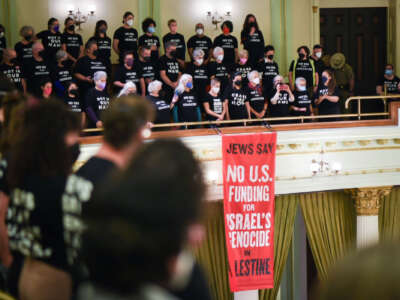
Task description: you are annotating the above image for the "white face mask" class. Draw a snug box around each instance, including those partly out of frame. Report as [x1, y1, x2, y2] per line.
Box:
[196, 28, 204, 35]
[0, 32, 4, 38]
[195, 58, 203, 65]
[297, 84, 307, 91]
[211, 86, 220, 94]
[217, 54, 224, 62]
[315, 52, 322, 58]
[252, 77, 260, 85]
[127, 19, 134, 27]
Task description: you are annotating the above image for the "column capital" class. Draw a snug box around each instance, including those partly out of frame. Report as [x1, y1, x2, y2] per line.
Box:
[348, 186, 392, 216]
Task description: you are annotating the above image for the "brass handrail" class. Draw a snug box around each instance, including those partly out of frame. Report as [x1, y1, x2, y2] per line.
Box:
[82, 111, 390, 133]
[345, 94, 400, 120]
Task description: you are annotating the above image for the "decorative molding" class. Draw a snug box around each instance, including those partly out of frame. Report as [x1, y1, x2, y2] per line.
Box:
[348, 186, 393, 216]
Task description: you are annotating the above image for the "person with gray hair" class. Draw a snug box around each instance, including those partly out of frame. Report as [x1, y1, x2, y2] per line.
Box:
[147, 80, 171, 124]
[209, 46, 230, 92]
[0, 48, 26, 92]
[117, 81, 136, 97]
[74, 39, 106, 99]
[159, 40, 181, 103]
[185, 48, 209, 99]
[21, 41, 52, 96]
[15, 25, 35, 64]
[291, 77, 313, 119]
[187, 23, 213, 63]
[246, 70, 267, 119]
[52, 49, 73, 97]
[85, 70, 110, 128]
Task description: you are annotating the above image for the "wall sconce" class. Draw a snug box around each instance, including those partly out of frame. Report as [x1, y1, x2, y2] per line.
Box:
[207, 11, 231, 29]
[310, 150, 342, 176]
[67, 5, 95, 31]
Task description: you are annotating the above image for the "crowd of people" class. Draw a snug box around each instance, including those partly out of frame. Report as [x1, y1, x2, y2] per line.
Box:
[3, 11, 394, 129]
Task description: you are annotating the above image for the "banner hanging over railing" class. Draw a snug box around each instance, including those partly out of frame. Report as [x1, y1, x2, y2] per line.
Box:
[222, 132, 277, 292]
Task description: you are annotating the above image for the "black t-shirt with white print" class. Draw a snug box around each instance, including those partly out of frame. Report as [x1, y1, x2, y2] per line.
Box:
[315, 85, 340, 115]
[114, 64, 143, 94]
[232, 63, 252, 85]
[14, 41, 34, 65]
[147, 95, 171, 124]
[377, 75, 400, 94]
[158, 55, 181, 83]
[85, 88, 110, 127]
[113, 27, 139, 60]
[89, 36, 112, 66]
[203, 93, 224, 121]
[241, 30, 265, 67]
[6, 173, 93, 273]
[213, 34, 238, 66]
[289, 59, 315, 88]
[223, 85, 249, 120]
[64, 95, 83, 113]
[163, 33, 186, 61]
[138, 34, 160, 62]
[187, 35, 213, 60]
[185, 62, 209, 99]
[177, 91, 200, 122]
[61, 32, 83, 60]
[257, 60, 279, 94]
[0, 63, 24, 91]
[36, 30, 62, 61]
[22, 58, 51, 94]
[208, 61, 230, 91]
[245, 85, 265, 116]
[292, 90, 312, 116]
[268, 89, 291, 117]
[74, 56, 106, 96]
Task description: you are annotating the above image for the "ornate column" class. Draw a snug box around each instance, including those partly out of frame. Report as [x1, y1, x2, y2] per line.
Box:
[349, 187, 392, 248]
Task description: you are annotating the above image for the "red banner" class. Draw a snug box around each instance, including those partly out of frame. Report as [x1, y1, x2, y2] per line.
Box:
[222, 133, 277, 292]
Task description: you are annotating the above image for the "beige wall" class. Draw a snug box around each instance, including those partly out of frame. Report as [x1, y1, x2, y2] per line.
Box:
[158, 0, 271, 57]
[15, 0, 139, 63]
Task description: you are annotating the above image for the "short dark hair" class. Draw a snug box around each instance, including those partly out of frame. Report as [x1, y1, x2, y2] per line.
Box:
[123, 11, 134, 21]
[122, 50, 135, 60]
[47, 17, 57, 29]
[83, 139, 205, 295]
[221, 20, 233, 33]
[264, 45, 275, 53]
[102, 96, 154, 150]
[297, 45, 310, 56]
[94, 20, 108, 38]
[313, 44, 323, 50]
[85, 39, 97, 50]
[168, 19, 177, 26]
[385, 64, 394, 69]
[142, 18, 156, 32]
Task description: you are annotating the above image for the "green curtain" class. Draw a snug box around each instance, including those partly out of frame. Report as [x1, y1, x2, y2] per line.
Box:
[193, 201, 233, 300]
[0, 0, 17, 46]
[299, 191, 356, 280]
[259, 194, 299, 300]
[379, 187, 400, 241]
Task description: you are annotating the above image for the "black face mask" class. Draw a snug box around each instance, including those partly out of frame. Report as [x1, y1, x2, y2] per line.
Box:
[249, 22, 256, 28]
[38, 50, 46, 58]
[234, 80, 242, 86]
[99, 27, 107, 34]
[299, 53, 306, 59]
[68, 25, 75, 32]
[69, 89, 79, 97]
[143, 56, 151, 62]
[25, 35, 33, 41]
[267, 54, 274, 60]
[92, 50, 98, 57]
[170, 50, 177, 58]
[69, 142, 81, 165]
[10, 58, 18, 65]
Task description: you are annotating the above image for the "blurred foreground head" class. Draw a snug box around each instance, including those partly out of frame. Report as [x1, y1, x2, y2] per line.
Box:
[315, 242, 400, 300]
[83, 139, 206, 296]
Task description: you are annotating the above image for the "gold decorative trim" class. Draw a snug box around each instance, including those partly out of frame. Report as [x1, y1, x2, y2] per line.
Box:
[325, 141, 337, 147]
[277, 144, 285, 151]
[348, 186, 392, 216]
[358, 140, 372, 146]
[288, 144, 302, 150]
[376, 139, 389, 145]
[342, 141, 355, 147]
[307, 143, 320, 149]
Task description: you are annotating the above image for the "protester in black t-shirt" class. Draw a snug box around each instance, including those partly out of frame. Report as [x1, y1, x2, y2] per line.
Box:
[22, 42, 51, 96]
[5, 101, 90, 300]
[232, 49, 252, 86]
[289, 46, 319, 92]
[137, 46, 158, 93]
[376, 64, 400, 95]
[147, 80, 171, 124]
[85, 71, 110, 128]
[113, 51, 145, 96]
[113, 11, 138, 62]
[268, 75, 294, 120]
[139, 18, 160, 63]
[52, 50, 73, 97]
[185, 49, 209, 100]
[314, 70, 340, 120]
[203, 78, 226, 122]
[240, 14, 265, 67]
[39, 77, 53, 100]
[171, 74, 201, 124]
[14, 26, 34, 66]
[0, 25, 6, 62]
[291, 77, 313, 119]
[187, 23, 213, 63]
[36, 18, 62, 63]
[74, 40, 106, 98]
[223, 72, 251, 122]
[257, 45, 279, 96]
[213, 20, 238, 67]
[77, 96, 154, 192]
[310, 44, 326, 79]
[208, 47, 231, 93]
[0, 49, 25, 92]
[61, 17, 83, 69]
[159, 41, 182, 103]
[64, 81, 86, 126]
[163, 19, 186, 67]
[246, 71, 267, 120]
[89, 20, 112, 75]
